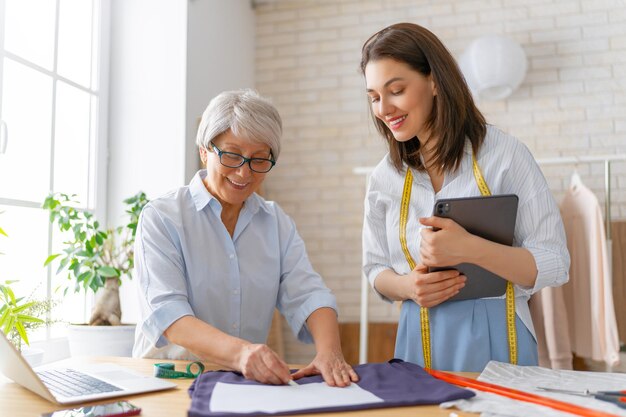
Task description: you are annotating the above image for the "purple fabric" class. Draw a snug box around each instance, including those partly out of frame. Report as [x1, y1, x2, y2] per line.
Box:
[187, 359, 475, 417]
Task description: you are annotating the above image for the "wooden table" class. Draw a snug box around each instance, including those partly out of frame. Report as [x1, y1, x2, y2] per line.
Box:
[0, 356, 479, 417]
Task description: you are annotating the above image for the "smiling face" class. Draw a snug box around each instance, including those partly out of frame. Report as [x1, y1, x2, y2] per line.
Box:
[365, 58, 437, 144]
[200, 129, 272, 211]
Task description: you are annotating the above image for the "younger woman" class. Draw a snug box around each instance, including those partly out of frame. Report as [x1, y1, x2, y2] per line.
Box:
[361, 23, 570, 371]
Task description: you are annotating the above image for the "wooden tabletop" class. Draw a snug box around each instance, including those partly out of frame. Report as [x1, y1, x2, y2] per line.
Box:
[0, 356, 479, 417]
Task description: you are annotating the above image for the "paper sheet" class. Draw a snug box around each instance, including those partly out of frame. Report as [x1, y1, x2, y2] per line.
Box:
[441, 361, 626, 417]
[209, 382, 384, 414]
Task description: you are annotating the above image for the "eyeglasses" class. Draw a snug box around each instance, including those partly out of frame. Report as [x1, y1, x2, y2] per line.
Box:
[209, 142, 276, 173]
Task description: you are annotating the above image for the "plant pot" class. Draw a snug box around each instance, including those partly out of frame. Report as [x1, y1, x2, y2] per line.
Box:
[67, 323, 136, 357]
[21, 347, 45, 367]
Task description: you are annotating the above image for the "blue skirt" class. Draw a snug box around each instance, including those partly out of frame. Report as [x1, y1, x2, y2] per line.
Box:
[395, 299, 538, 372]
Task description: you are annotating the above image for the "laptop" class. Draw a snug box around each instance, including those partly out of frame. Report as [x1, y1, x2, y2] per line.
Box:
[0, 331, 176, 404]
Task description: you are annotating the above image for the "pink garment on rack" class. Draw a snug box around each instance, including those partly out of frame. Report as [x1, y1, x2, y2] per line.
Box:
[560, 182, 620, 366]
[529, 287, 573, 369]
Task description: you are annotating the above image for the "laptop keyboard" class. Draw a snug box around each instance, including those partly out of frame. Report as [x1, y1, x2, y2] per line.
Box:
[37, 368, 122, 398]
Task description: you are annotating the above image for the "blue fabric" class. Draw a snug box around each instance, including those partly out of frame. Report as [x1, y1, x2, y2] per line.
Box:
[187, 359, 475, 417]
[395, 299, 538, 372]
[133, 170, 337, 359]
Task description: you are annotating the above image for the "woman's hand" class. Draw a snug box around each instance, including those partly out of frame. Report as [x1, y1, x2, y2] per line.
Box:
[237, 343, 292, 385]
[402, 263, 466, 308]
[419, 216, 475, 267]
[291, 349, 359, 387]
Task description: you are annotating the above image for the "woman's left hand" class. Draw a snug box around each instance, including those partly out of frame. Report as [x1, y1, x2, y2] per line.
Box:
[419, 216, 476, 267]
[291, 350, 359, 387]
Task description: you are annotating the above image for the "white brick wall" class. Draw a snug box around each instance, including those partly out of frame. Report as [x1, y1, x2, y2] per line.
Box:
[254, 0, 626, 364]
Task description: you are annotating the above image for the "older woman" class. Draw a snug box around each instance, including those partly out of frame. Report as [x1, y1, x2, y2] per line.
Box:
[133, 89, 357, 387]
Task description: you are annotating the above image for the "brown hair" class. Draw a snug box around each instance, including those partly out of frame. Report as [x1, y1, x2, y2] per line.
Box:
[360, 23, 486, 172]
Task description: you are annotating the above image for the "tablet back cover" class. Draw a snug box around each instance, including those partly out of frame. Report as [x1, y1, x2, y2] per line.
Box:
[430, 194, 518, 301]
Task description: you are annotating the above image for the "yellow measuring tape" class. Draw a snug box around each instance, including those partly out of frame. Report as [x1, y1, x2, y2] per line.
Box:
[399, 153, 517, 369]
[399, 169, 431, 368]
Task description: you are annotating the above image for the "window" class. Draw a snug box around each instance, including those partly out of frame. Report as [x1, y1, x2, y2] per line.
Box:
[0, 0, 109, 339]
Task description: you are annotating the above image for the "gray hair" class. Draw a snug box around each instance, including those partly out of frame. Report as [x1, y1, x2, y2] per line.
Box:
[196, 89, 282, 160]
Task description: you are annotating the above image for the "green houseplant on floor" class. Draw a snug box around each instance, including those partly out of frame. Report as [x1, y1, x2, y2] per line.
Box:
[43, 192, 148, 356]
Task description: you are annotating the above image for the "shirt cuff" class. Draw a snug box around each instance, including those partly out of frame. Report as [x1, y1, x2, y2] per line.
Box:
[367, 265, 394, 303]
[287, 294, 337, 344]
[140, 300, 195, 348]
[527, 247, 568, 294]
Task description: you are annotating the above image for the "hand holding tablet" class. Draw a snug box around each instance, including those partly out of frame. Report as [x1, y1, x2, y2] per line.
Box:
[426, 194, 519, 301]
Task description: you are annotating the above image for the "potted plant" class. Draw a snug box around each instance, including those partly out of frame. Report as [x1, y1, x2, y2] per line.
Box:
[43, 192, 148, 357]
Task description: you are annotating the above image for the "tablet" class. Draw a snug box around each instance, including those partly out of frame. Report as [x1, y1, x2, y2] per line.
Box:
[428, 194, 518, 301]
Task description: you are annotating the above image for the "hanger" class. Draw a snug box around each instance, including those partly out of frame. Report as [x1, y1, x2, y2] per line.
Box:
[570, 165, 583, 191]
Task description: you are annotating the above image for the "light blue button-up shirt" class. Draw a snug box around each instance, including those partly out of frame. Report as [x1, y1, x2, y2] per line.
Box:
[132, 170, 337, 360]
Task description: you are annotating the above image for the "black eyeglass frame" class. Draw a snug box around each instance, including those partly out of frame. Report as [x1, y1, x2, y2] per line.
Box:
[209, 142, 276, 173]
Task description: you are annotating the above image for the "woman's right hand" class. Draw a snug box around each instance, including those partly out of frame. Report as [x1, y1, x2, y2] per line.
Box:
[238, 343, 292, 385]
[403, 263, 466, 308]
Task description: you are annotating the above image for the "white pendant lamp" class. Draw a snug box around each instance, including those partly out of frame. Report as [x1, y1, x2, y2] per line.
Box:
[459, 35, 528, 101]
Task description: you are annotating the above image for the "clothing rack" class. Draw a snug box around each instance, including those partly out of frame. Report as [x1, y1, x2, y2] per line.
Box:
[353, 154, 626, 364]
[536, 154, 626, 240]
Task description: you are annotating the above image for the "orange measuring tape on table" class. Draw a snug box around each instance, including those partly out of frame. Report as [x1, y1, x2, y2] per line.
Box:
[427, 369, 623, 417]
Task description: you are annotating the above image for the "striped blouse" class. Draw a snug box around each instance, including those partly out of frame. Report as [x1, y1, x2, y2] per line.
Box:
[362, 125, 570, 336]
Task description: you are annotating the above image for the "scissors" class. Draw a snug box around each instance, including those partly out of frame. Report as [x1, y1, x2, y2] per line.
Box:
[537, 386, 626, 409]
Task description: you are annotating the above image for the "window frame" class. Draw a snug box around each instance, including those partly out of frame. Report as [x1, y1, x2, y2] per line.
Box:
[0, 0, 111, 342]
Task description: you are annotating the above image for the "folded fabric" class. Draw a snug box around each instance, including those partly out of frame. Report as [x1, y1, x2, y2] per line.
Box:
[188, 359, 475, 417]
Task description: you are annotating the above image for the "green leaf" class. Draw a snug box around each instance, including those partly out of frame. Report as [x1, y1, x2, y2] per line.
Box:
[84, 270, 95, 284]
[97, 266, 119, 278]
[16, 314, 44, 324]
[0, 308, 10, 328]
[57, 256, 70, 274]
[0, 226, 7, 237]
[15, 321, 29, 345]
[4, 286, 15, 304]
[43, 253, 61, 266]
[2, 315, 15, 335]
[13, 301, 36, 313]
[76, 271, 90, 282]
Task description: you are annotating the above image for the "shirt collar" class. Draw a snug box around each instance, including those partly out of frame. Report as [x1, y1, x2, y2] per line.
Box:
[189, 170, 270, 215]
[189, 170, 213, 211]
[408, 138, 474, 186]
[415, 138, 473, 165]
